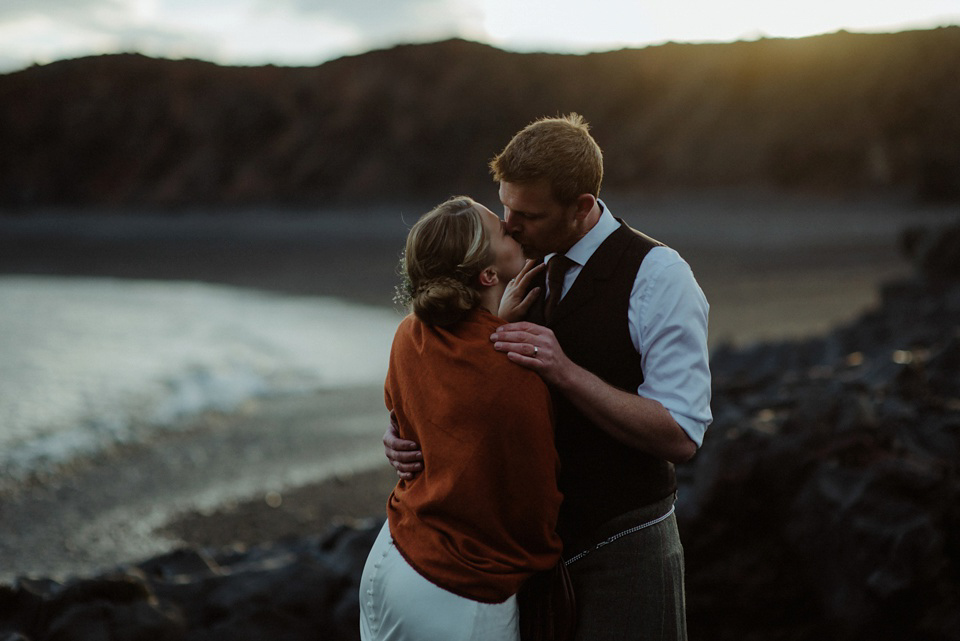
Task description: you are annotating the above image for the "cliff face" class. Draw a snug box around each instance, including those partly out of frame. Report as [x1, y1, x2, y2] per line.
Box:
[1, 28, 958, 209]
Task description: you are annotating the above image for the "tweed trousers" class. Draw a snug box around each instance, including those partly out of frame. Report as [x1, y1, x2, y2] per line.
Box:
[567, 495, 687, 641]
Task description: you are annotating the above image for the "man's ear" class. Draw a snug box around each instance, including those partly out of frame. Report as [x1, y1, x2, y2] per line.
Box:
[573, 194, 597, 221]
[477, 267, 499, 287]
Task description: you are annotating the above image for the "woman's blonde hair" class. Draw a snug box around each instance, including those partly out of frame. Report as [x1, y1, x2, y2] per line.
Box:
[489, 113, 603, 205]
[397, 196, 493, 327]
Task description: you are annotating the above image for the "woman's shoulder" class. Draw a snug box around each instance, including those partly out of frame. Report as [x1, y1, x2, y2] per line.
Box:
[390, 312, 418, 343]
[394, 308, 497, 334]
[465, 310, 548, 387]
[460, 306, 505, 333]
[393, 308, 539, 379]
[456, 308, 513, 358]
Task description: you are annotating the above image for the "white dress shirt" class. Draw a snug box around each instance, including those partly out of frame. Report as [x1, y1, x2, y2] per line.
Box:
[543, 201, 713, 447]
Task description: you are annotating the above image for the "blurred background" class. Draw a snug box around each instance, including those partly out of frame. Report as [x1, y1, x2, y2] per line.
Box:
[1, 0, 958, 587]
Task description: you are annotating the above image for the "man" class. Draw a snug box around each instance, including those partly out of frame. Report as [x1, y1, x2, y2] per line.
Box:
[385, 113, 712, 640]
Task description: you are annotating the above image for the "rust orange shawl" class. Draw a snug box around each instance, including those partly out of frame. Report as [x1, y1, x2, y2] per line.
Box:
[385, 307, 563, 603]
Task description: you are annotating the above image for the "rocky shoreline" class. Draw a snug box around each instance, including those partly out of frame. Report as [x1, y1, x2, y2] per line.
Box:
[2, 220, 958, 641]
[679, 219, 960, 641]
[1, 521, 382, 641]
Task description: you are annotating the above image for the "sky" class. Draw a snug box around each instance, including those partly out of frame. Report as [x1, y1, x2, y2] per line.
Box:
[2, 0, 958, 73]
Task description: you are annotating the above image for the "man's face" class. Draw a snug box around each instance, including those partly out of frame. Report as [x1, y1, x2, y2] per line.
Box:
[499, 180, 579, 260]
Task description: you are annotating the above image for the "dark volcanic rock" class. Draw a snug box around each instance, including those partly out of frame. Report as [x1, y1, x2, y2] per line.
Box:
[677, 220, 960, 641]
[0, 522, 380, 641]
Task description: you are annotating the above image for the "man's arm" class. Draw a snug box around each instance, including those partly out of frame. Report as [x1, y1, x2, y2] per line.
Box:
[383, 410, 423, 480]
[491, 323, 697, 464]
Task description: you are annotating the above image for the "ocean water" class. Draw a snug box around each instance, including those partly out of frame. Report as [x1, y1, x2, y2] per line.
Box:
[0, 275, 402, 489]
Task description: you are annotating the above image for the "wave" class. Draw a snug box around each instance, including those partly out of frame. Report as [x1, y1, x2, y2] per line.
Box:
[0, 276, 402, 489]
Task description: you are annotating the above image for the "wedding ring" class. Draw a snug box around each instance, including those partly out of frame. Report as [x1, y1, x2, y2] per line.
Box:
[533, 346, 539, 357]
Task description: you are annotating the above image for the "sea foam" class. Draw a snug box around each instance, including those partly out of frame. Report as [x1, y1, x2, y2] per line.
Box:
[0, 276, 401, 487]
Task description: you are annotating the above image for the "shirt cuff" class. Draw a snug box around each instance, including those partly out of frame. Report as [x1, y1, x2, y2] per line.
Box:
[669, 410, 708, 448]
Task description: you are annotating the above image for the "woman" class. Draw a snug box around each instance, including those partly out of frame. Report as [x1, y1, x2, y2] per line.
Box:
[360, 196, 563, 640]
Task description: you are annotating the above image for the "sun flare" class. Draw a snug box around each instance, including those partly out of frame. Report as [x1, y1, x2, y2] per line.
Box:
[479, 0, 960, 52]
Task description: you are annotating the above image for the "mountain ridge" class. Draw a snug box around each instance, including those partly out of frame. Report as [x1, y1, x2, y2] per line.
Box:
[1, 28, 958, 210]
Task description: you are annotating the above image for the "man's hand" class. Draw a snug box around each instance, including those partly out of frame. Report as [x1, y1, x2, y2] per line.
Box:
[383, 410, 423, 480]
[498, 260, 544, 322]
[490, 321, 574, 386]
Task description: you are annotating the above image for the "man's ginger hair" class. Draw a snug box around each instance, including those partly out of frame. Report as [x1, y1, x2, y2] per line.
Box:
[489, 113, 603, 205]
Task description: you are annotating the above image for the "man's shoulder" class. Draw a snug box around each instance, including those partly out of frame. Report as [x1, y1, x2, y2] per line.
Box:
[636, 246, 698, 287]
[644, 244, 686, 267]
[619, 221, 666, 250]
[601, 223, 680, 274]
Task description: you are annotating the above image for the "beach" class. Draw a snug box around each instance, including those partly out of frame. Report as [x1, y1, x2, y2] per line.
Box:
[0, 192, 954, 584]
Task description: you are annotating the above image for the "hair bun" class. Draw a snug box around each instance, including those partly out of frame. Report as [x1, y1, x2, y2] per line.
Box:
[412, 276, 480, 327]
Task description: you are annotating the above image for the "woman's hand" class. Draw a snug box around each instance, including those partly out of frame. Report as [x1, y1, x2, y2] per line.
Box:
[498, 259, 544, 322]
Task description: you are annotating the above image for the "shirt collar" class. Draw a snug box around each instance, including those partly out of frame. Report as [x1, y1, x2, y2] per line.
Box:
[545, 199, 619, 266]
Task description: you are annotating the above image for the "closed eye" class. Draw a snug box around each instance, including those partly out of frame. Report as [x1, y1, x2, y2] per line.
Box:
[515, 211, 542, 221]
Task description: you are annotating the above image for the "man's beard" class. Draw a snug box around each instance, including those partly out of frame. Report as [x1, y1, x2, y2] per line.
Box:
[516, 236, 545, 261]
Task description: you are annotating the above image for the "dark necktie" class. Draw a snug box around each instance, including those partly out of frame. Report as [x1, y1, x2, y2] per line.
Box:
[544, 254, 576, 323]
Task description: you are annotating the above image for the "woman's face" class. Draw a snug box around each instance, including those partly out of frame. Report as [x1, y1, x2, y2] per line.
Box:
[479, 205, 526, 283]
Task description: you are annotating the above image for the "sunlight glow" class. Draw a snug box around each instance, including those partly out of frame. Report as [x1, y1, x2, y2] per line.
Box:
[479, 0, 960, 52]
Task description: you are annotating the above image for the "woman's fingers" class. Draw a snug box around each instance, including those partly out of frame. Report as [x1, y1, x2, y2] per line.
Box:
[515, 260, 545, 286]
[511, 287, 541, 317]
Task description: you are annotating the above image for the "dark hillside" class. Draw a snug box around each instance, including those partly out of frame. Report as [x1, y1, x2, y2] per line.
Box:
[1, 28, 958, 209]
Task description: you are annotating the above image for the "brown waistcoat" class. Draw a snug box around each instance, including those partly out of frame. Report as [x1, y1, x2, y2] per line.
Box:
[528, 220, 677, 553]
